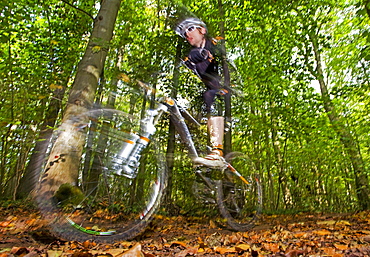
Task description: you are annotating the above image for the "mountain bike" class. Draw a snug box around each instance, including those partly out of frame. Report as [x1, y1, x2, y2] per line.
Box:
[36, 83, 262, 243]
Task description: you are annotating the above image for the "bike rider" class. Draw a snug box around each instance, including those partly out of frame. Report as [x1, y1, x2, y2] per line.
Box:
[175, 18, 228, 168]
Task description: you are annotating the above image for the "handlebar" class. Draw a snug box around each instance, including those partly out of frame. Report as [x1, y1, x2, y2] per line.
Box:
[137, 80, 200, 127]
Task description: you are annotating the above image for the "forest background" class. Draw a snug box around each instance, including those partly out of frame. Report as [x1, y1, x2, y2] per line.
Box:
[1, 0, 370, 215]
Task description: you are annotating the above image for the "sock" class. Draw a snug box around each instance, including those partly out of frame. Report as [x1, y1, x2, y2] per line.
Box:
[211, 146, 223, 156]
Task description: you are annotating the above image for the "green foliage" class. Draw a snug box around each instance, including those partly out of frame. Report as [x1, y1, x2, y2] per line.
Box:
[0, 0, 93, 198]
[1, 0, 369, 213]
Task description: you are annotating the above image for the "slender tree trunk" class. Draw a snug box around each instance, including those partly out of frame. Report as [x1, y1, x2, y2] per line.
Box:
[268, 104, 291, 209]
[36, 0, 121, 199]
[164, 39, 182, 214]
[83, 62, 119, 195]
[307, 30, 370, 210]
[217, 0, 232, 155]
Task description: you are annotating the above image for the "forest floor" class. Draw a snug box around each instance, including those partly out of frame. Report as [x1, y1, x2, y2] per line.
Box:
[1, 203, 370, 256]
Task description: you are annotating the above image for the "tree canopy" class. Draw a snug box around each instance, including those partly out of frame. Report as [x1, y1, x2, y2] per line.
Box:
[0, 0, 369, 213]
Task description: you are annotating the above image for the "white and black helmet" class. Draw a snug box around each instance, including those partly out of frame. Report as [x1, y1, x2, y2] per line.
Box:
[175, 17, 207, 38]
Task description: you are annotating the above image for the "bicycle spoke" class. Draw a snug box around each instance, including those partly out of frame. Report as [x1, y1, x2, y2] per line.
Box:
[216, 154, 262, 231]
[37, 109, 167, 243]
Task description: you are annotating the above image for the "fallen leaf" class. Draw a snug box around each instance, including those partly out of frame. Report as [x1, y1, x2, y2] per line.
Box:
[143, 253, 156, 257]
[171, 241, 187, 248]
[197, 248, 205, 253]
[321, 247, 336, 255]
[70, 242, 79, 249]
[121, 241, 134, 248]
[106, 248, 125, 256]
[214, 246, 237, 254]
[285, 250, 305, 257]
[235, 244, 250, 252]
[25, 251, 42, 257]
[314, 229, 331, 236]
[175, 247, 198, 257]
[11, 247, 28, 255]
[334, 244, 348, 250]
[71, 251, 93, 257]
[122, 243, 143, 257]
[294, 232, 308, 238]
[224, 233, 242, 245]
[317, 220, 336, 225]
[337, 220, 351, 226]
[82, 240, 91, 249]
[0, 221, 12, 227]
[204, 232, 222, 247]
[262, 243, 280, 253]
[47, 250, 63, 257]
[26, 218, 39, 227]
[209, 220, 217, 229]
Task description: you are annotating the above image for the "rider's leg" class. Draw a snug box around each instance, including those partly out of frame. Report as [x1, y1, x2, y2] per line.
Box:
[204, 90, 225, 156]
[194, 89, 226, 167]
[207, 116, 224, 156]
[193, 116, 225, 167]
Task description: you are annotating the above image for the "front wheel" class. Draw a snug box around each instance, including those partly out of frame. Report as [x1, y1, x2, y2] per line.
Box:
[36, 108, 167, 243]
[216, 154, 262, 231]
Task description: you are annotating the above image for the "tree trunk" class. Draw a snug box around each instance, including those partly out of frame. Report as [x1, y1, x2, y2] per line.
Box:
[83, 61, 119, 195]
[164, 39, 182, 214]
[308, 30, 370, 210]
[217, 0, 232, 155]
[17, 0, 94, 198]
[36, 0, 121, 198]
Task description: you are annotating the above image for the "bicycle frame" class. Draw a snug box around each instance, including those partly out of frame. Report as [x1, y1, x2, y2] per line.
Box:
[150, 98, 249, 186]
[160, 98, 199, 160]
[113, 94, 250, 188]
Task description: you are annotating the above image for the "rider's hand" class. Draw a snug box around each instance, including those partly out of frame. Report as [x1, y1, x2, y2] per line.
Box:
[183, 58, 196, 70]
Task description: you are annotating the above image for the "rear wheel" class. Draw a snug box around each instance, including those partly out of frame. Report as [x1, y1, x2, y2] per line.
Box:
[216, 154, 262, 231]
[36, 109, 167, 243]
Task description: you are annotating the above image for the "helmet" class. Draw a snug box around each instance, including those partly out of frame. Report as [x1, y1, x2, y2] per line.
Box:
[175, 18, 207, 38]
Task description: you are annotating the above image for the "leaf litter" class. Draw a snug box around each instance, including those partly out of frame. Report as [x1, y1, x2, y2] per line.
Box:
[1, 204, 370, 256]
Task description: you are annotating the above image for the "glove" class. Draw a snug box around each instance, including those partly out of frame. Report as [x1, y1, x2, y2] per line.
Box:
[183, 58, 196, 70]
[189, 48, 211, 63]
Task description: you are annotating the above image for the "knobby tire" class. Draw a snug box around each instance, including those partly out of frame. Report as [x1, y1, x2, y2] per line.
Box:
[216, 156, 262, 231]
[36, 109, 167, 243]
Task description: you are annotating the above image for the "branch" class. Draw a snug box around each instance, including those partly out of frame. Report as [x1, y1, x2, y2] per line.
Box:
[60, 0, 95, 21]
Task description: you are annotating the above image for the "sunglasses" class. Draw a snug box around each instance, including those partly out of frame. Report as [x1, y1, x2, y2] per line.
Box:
[185, 26, 201, 37]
